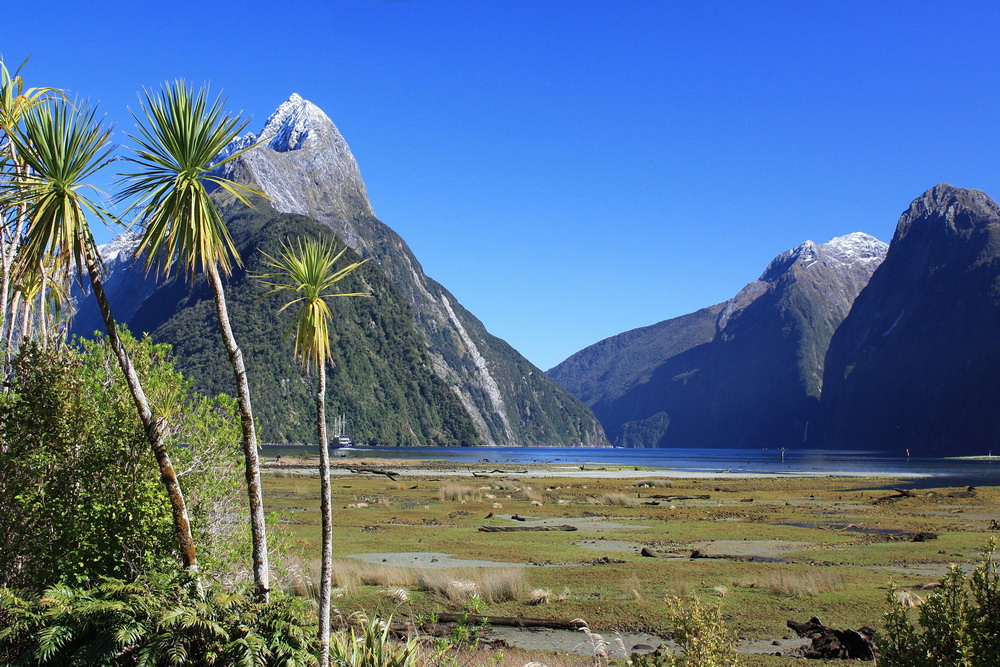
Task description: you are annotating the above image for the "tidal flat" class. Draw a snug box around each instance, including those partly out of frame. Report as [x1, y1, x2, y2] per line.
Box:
[262, 457, 1000, 665]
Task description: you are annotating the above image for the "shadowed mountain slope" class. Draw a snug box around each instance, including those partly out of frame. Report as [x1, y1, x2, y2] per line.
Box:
[819, 184, 1000, 455]
[551, 233, 886, 448]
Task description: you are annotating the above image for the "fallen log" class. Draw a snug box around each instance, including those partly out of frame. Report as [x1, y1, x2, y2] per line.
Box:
[787, 616, 875, 660]
[640, 547, 689, 558]
[644, 494, 711, 501]
[639, 547, 779, 562]
[346, 467, 399, 480]
[478, 525, 578, 532]
[874, 488, 916, 504]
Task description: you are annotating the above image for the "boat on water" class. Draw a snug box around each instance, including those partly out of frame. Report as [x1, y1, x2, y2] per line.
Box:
[332, 414, 353, 451]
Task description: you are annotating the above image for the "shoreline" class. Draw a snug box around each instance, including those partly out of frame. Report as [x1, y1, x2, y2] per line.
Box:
[264, 458, 931, 480]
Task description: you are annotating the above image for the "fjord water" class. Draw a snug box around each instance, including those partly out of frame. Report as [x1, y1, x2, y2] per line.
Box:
[270, 446, 1000, 489]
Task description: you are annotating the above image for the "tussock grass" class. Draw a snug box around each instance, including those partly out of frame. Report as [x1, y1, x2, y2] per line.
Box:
[526, 588, 551, 605]
[632, 478, 674, 488]
[595, 493, 637, 506]
[757, 569, 847, 598]
[332, 560, 417, 589]
[417, 567, 524, 603]
[438, 484, 480, 502]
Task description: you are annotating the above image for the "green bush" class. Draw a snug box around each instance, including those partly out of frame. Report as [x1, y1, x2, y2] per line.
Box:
[631, 594, 742, 666]
[877, 541, 1000, 667]
[328, 613, 420, 667]
[0, 570, 317, 666]
[0, 332, 245, 590]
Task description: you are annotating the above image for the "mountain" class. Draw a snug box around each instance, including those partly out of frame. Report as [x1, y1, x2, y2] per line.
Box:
[73, 233, 158, 338]
[549, 233, 887, 448]
[75, 94, 605, 446]
[819, 184, 1000, 455]
[210, 94, 605, 447]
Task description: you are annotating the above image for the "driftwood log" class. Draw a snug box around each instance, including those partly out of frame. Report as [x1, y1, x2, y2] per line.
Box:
[346, 467, 399, 480]
[478, 525, 578, 532]
[874, 488, 917, 504]
[639, 547, 783, 563]
[787, 616, 875, 660]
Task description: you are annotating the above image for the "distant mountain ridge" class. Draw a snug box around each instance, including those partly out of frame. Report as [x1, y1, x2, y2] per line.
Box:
[74, 94, 605, 446]
[549, 232, 887, 448]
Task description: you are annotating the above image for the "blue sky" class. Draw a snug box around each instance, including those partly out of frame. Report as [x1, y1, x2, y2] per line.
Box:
[5, 1, 1000, 369]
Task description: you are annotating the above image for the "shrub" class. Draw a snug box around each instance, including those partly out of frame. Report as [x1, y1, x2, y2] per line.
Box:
[876, 541, 1000, 667]
[631, 595, 742, 666]
[0, 335, 244, 590]
[0, 570, 317, 666]
[329, 613, 419, 667]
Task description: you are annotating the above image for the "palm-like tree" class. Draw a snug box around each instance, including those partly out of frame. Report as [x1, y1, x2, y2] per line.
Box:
[9, 98, 200, 574]
[117, 81, 273, 600]
[257, 237, 368, 666]
[0, 57, 63, 375]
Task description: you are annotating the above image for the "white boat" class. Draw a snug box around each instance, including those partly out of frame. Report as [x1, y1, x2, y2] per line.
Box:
[332, 414, 352, 449]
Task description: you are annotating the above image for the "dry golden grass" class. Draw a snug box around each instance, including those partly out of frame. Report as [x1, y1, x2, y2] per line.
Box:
[417, 567, 525, 603]
[594, 492, 638, 506]
[332, 560, 418, 588]
[526, 588, 551, 605]
[438, 484, 480, 502]
[756, 569, 848, 598]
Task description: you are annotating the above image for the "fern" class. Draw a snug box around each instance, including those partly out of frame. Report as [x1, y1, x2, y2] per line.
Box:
[0, 569, 318, 666]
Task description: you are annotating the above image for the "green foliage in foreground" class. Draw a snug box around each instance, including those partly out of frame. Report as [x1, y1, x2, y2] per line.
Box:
[328, 614, 419, 667]
[0, 571, 318, 666]
[0, 334, 246, 590]
[631, 594, 742, 666]
[877, 541, 1000, 667]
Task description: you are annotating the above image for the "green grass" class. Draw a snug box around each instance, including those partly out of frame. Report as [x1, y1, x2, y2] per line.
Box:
[263, 470, 1000, 664]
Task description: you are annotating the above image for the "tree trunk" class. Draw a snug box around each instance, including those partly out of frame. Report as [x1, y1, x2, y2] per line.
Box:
[37, 261, 47, 344]
[1, 184, 28, 380]
[317, 365, 332, 667]
[83, 252, 200, 575]
[205, 262, 270, 601]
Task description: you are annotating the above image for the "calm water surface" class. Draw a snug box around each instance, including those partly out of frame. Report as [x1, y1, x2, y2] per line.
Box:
[267, 445, 1000, 489]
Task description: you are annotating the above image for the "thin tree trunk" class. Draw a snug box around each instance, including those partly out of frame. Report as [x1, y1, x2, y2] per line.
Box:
[205, 262, 270, 601]
[317, 365, 332, 667]
[84, 252, 200, 576]
[1, 172, 29, 380]
[37, 261, 47, 344]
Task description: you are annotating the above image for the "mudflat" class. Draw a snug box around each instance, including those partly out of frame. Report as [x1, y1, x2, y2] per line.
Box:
[264, 457, 999, 665]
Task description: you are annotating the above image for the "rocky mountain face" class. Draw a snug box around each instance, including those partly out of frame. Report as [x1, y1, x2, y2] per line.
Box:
[819, 184, 1000, 455]
[209, 94, 605, 447]
[550, 233, 887, 448]
[75, 94, 605, 446]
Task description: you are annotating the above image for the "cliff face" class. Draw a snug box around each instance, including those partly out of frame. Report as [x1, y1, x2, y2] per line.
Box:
[551, 233, 887, 448]
[819, 184, 1000, 455]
